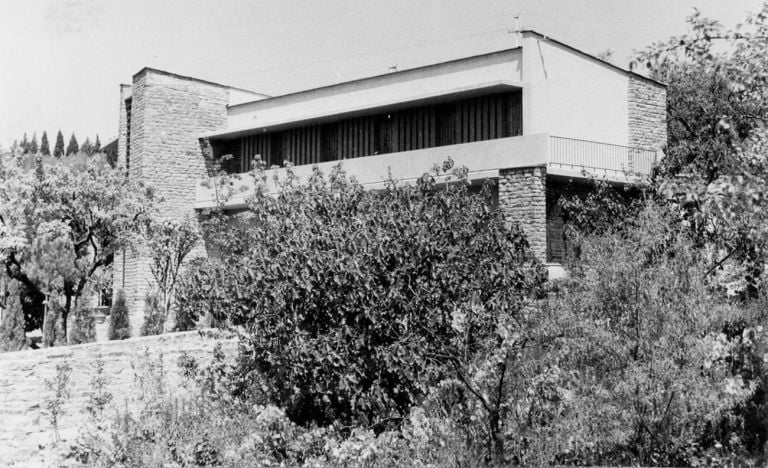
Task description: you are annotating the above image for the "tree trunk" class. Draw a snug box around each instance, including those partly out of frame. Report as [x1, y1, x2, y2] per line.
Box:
[62, 293, 72, 344]
[489, 409, 505, 464]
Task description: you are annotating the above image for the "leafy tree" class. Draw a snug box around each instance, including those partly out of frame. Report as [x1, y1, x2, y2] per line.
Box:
[548, 200, 760, 465]
[93, 134, 101, 153]
[29, 132, 38, 155]
[636, 5, 768, 182]
[68, 303, 95, 345]
[187, 161, 545, 461]
[146, 216, 200, 332]
[0, 281, 27, 352]
[40, 131, 50, 156]
[0, 152, 156, 341]
[53, 130, 65, 158]
[65, 133, 79, 156]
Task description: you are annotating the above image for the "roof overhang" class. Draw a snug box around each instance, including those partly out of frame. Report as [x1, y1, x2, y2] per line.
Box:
[202, 80, 522, 140]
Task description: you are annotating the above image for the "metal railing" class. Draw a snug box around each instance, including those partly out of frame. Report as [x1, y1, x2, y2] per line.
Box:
[549, 136, 657, 177]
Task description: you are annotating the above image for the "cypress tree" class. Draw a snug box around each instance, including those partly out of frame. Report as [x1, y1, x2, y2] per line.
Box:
[0, 282, 28, 352]
[40, 131, 51, 156]
[53, 130, 65, 158]
[20, 133, 29, 154]
[29, 132, 38, 154]
[69, 303, 95, 345]
[108, 289, 131, 340]
[93, 134, 101, 152]
[81, 137, 93, 155]
[66, 133, 79, 156]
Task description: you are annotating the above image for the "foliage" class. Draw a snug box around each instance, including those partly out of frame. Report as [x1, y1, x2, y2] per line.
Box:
[189, 161, 545, 462]
[69, 302, 96, 345]
[145, 216, 200, 333]
[53, 130, 64, 158]
[66, 133, 79, 156]
[0, 151, 156, 340]
[43, 360, 72, 443]
[84, 357, 113, 421]
[43, 302, 66, 347]
[0, 281, 27, 352]
[108, 290, 131, 340]
[550, 200, 761, 465]
[636, 4, 768, 182]
[139, 290, 165, 336]
[40, 131, 50, 156]
[29, 132, 38, 154]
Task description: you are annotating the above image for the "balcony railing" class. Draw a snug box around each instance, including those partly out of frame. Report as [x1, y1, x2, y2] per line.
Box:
[549, 136, 657, 177]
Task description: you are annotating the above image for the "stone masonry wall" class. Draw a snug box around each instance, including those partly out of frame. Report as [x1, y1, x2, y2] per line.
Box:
[628, 76, 667, 151]
[0, 331, 236, 466]
[115, 70, 230, 335]
[498, 166, 547, 261]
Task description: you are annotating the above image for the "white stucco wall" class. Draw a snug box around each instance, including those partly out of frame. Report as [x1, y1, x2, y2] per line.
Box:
[218, 49, 523, 137]
[520, 32, 629, 146]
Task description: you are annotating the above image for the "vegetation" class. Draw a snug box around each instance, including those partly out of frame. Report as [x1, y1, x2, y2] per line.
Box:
[0, 281, 27, 351]
[0, 152, 155, 342]
[7, 4, 768, 466]
[108, 290, 131, 340]
[69, 303, 96, 345]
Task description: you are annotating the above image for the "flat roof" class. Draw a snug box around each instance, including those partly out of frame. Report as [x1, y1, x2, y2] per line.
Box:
[132, 67, 270, 98]
[226, 29, 664, 112]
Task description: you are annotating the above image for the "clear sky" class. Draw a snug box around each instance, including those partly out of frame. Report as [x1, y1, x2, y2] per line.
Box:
[0, 0, 764, 148]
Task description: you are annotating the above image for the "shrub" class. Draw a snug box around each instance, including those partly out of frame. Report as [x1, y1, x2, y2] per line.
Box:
[42, 302, 66, 347]
[546, 200, 761, 465]
[68, 303, 96, 345]
[108, 290, 131, 340]
[193, 161, 545, 460]
[0, 282, 27, 352]
[140, 290, 164, 336]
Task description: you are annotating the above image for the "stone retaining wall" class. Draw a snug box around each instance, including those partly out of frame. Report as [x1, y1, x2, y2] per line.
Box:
[0, 331, 236, 466]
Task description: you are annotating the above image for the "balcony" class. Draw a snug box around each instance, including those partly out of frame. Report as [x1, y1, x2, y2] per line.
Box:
[195, 134, 659, 210]
[548, 136, 658, 179]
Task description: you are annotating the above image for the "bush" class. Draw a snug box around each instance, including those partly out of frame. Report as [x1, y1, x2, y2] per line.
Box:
[192, 161, 545, 458]
[68, 304, 96, 345]
[42, 302, 66, 347]
[0, 282, 27, 352]
[108, 290, 131, 340]
[140, 290, 164, 336]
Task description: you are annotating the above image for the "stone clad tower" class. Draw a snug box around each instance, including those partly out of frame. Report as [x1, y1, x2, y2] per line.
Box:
[113, 68, 256, 335]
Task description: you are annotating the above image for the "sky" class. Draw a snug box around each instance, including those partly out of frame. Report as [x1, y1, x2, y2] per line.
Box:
[0, 0, 764, 149]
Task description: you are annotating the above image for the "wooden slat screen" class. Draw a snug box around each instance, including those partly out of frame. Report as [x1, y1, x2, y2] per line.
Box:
[223, 91, 522, 173]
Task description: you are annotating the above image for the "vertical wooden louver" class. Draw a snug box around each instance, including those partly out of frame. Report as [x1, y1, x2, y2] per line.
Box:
[225, 91, 522, 173]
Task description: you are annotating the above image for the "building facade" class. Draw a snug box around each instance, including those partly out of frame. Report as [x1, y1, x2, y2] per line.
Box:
[113, 31, 666, 333]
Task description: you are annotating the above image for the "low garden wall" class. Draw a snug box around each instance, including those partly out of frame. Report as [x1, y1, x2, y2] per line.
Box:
[0, 331, 236, 466]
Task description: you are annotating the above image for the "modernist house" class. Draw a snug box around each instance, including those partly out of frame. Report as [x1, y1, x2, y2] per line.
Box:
[112, 30, 666, 330]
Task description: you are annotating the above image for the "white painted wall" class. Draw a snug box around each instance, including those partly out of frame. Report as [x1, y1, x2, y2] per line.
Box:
[195, 134, 549, 210]
[218, 50, 523, 137]
[520, 32, 629, 146]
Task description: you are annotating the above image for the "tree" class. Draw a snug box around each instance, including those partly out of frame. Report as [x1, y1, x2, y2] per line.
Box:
[29, 132, 38, 155]
[40, 131, 50, 156]
[68, 303, 95, 345]
[80, 137, 93, 156]
[53, 130, 65, 158]
[65, 133, 79, 156]
[93, 135, 101, 153]
[183, 161, 545, 462]
[636, 5, 768, 182]
[20, 133, 29, 154]
[108, 289, 131, 340]
[145, 216, 200, 333]
[0, 153, 156, 341]
[0, 282, 27, 352]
